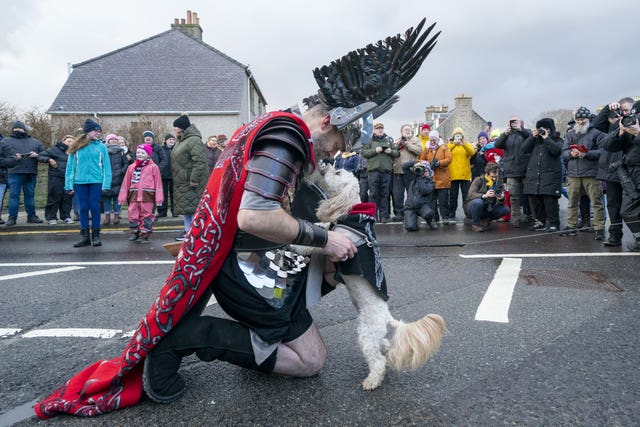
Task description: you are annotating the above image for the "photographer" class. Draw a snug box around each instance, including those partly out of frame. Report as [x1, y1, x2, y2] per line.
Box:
[401, 160, 437, 231]
[601, 102, 640, 251]
[494, 116, 532, 227]
[391, 124, 423, 221]
[521, 118, 564, 232]
[464, 162, 509, 232]
[419, 130, 452, 224]
[361, 123, 399, 223]
[560, 106, 605, 239]
[446, 127, 475, 224]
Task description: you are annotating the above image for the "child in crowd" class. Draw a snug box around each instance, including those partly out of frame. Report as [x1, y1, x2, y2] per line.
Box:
[118, 144, 163, 243]
[102, 134, 129, 225]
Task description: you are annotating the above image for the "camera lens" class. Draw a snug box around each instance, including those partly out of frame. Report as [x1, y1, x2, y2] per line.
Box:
[537, 127, 546, 135]
[621, 115, 637, 127]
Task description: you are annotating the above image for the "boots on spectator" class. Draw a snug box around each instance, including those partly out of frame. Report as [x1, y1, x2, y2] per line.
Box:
[113, 214, 121, 225]
[103, 214, 111, 225]
[578, 204, 591, 231]
[91, 229, 102, 246]
[74, 229, 92, 247]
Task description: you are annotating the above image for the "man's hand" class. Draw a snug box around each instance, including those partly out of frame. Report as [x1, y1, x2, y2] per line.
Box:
[622, 121, 640, 136]
[485, 189, 496, 199]
[49, 159, 58, 168]
[322, 230, 357, 262]
[570, 148, 581, 158]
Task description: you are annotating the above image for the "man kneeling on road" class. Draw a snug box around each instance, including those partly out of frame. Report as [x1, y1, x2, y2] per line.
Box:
[464, 162, 510, 232]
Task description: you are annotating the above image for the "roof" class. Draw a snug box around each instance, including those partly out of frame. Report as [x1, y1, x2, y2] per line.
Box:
[48, 29, 262, 114]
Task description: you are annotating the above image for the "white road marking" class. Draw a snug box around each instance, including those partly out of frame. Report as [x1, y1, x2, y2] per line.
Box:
[475, 258, 522, 323]
[0, 266, 85, 281]
[461, 252, 640, 259]
[0, 328, 21, 338]
[22, 328, 122, 339]
[0, 261, 173, 267]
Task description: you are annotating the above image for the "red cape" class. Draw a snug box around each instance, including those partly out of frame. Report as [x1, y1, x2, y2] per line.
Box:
[35, 112, 312, 418]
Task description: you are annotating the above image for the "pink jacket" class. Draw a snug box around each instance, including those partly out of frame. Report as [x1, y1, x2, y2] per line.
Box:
[118, 161, 164, 205]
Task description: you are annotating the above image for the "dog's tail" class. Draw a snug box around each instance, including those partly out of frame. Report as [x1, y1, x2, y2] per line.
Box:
[386, 314, 447, 371]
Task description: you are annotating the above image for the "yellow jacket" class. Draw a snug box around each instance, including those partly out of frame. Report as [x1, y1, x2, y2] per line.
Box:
[447, 127, 475, 181]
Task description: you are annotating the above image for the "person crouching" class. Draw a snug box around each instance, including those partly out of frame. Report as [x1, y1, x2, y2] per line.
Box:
[118, 144, 164, 243]
[464, 162, 510, 232]
[402, 160, 437, 231]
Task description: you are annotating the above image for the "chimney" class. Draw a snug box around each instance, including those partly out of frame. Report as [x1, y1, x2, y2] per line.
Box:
[454, 94, 472, 112]
[171, 10, 203, 41]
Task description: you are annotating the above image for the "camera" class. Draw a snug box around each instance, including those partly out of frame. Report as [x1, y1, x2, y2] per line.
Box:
[379, 143, 390, 150]
[412, 163, 426, 176]
[537, 127, 547, 136]
[608, 109, 621, 119]
[621, 110, 638, 127]
[609, 160, 640, 200]
[509, 119, 518, 129]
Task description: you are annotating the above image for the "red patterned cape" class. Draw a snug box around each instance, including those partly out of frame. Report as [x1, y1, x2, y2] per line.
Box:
[35, 111, 312, 419]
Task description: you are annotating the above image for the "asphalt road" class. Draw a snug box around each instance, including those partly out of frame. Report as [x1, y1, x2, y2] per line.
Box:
[0, 218, 639, 426]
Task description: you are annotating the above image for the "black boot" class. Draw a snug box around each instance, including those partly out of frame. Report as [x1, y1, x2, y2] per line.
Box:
[91, 229, 102, 246]
[578, 203, 592, 231]
[73, 229, 92, 247]
[603, 233, 622, 247]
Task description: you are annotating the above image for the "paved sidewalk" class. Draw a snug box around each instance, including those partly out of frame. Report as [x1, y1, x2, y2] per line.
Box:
[0, 208, 183, 232]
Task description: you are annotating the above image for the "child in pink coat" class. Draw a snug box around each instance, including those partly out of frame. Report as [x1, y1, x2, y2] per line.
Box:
[118, 144, 164, 242]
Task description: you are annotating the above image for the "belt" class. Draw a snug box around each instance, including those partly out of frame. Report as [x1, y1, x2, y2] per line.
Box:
[234, 230, 286, 252]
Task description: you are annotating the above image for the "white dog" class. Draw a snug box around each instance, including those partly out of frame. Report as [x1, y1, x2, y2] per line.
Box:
[306, 163, 446, 390]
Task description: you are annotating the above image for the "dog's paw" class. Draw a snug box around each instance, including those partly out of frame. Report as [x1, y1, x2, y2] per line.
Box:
[361, 374, 383, 391]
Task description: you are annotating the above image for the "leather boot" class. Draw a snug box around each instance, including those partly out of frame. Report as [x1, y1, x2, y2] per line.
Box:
[603, 233, 622, 247]
[73, 229, 92, 247]
[113, 214, 121, 225]
[91, 229, 102, 246]
[578, 203, 591, 231]
[103, 214, 111, 225]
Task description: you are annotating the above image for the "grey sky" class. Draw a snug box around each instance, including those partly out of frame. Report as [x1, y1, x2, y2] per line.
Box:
[1, 0, 638, 137]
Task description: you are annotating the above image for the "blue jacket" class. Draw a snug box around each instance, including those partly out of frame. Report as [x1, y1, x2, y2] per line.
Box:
[65, 139, 112, 190]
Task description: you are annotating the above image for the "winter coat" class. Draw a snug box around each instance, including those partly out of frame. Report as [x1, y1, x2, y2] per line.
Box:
[402, 161, 436, 210]
[392, 136, 422, 174]
[205, 145, 223, 173]
[561, 127, 604, 178]
[361, 134, 399, 172]
[65, 139, 112, 190]
[419, 144, 452, 189]
[465, 175, 506, 206]
[171, 125, 208, 215]
[0, 140, 18, 184]
[151, 143, 169, 176]
[447, 128, 475, 181]
[101, 146, 129, 197]
[37, 141, 69, 178]
[521, 134, 563, 197]
[3, 131, 44, 175]
[160, 145, 173, 179]
[118, 160, 164, 206]
[493, 129, 532, 178]
[602, 131, 640, 186]
[334, 151, 360, 174]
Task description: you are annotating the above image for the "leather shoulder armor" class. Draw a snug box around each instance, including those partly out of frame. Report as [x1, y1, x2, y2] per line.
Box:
[244, 118, 312, 203]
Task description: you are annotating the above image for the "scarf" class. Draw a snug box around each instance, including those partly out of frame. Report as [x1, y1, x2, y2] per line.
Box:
[131, 159, 150, 184]
[35, 111, 312, 419]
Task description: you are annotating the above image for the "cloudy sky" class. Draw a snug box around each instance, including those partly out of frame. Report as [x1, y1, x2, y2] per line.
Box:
[1, 0, 638, 136]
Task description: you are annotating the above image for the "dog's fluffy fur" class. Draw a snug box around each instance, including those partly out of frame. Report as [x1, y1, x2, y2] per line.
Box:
[314, 164, 446, 390]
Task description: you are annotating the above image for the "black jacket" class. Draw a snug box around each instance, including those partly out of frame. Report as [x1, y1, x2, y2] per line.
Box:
[602, 130, 640, 185]
[522, 134, 563, 197]
[3, 131, 44, 175]
[102, 146, 129, 197]
[402, 161, 436, 210]
[37, 141, 69, 178]
[160, 145, 173, 179]
[151, 143, 169, 176]
[0, 140, 18, 184]
[494, 129, 532, 178]
[561, 127, 604, 178]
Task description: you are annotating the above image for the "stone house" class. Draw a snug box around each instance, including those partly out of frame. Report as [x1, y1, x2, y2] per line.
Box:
[47, 11, 267, 145]
[432, 94, 488, 142]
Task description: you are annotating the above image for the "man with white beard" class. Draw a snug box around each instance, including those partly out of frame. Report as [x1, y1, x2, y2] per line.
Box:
[560, 106, 606, 239]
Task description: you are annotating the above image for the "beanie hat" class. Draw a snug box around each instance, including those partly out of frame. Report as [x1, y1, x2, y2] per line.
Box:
[574, 106, 591, 119]
[428, 130, 439, 139]
[164, 133, 175, 142]
[137, 143, 153, 157]
[477, 131, 489, 141]
[83, 118, 102, 133]
[217, 134, 228, 141]
[12, 121, 27, 132]
[105, 133, 118, 142]
[421, 123, 431, 132]
[142, 130, 155, 140]
[173, 114, 191, 130]
[374, 123, 384, 129]
[489, 129, 501, 140]
[536, 118, 556, 134]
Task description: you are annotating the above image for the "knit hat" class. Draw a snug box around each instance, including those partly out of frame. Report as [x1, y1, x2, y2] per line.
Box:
[574, 106, 591, 119]
[83, 118, 102, 133]
[477, 131, 489, 141]
[536, 118, 556, 134]
[137, 143, 153, 157]
[374, 123, 384, 129]
[12, 121, 27, 132]
[164, 133, 175, 142]
[217, 134, 227, 142]
[489, 129, 501, 140]
[105, 133, 118, 142]
[142, 130, 155, 140]
[173, 114, 191, 130]
[421, 123, 431, 132]
[428, 130, 439, 139]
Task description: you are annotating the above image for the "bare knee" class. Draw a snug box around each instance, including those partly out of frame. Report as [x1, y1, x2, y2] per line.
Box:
[298, 344, 327, 377]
